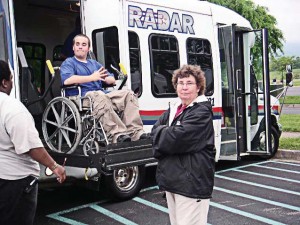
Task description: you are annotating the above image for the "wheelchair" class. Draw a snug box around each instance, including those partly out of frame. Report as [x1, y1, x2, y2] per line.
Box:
[42, 61, 127, 156]
[42, 85, 109, 156]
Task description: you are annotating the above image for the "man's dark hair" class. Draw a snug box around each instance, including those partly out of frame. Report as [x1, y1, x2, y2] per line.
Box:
[0, 60, 11, 83]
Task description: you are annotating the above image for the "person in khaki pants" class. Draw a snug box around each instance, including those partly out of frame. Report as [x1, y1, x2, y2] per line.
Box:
[151, 64, 215, 225]
[60, 34, 148, 143]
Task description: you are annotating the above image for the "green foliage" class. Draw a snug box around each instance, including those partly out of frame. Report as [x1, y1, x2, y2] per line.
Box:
[270, 56, 300, 76]
[279, 114, 300, 132]
[279, 137, 300, 150]
[270, 56, 295, 72]
[294, 57, 300, 68]
[271, 70, 300, 81]
[207, 0, 284, 57]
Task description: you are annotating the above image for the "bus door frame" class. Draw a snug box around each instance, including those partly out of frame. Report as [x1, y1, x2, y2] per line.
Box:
[244, 28, 272, 155]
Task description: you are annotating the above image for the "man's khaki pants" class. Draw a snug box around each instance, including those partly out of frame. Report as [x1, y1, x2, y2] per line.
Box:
[85, 89, 144, 143]
[166, 191, 210, 225]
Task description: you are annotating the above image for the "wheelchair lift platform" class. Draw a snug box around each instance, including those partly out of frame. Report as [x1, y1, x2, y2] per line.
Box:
[46, 139, 156, 172]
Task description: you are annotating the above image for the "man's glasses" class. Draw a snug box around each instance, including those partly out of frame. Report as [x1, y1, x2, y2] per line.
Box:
[176, 82, 196, 87]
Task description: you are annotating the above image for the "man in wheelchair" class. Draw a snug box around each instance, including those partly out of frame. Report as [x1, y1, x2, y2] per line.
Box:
[60, 34, 147, 143]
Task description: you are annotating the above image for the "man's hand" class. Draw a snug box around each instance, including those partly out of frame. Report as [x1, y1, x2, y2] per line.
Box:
[90, 67, 108, 81]
[52, 165, 66, 183]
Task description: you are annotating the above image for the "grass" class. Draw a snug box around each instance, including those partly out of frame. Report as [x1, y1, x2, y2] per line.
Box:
[278, 114, 300, 150]
[280, 96, 300, 104]
[292, 79, 300, 86]
[279, 114, 300, 132]
[270, 68, 300, 82]
[279, 137, 300, 150]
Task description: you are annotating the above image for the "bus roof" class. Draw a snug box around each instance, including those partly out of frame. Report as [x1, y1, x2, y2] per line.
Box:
[210, 3, 252, 29]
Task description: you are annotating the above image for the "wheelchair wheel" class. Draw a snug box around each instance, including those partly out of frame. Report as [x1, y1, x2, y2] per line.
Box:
[83, 139, 100, 156]
[42, 97, 82, 154]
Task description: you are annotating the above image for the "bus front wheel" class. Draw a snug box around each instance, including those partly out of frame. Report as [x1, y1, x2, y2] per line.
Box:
[259, 126, 279, 159]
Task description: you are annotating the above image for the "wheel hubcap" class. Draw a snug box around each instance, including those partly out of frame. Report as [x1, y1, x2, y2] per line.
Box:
[113, 166, 139, 191]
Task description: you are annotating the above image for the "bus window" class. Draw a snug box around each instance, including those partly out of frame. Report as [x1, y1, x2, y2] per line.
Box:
[186, 38, 214, 96]
[17, 42, 46, 94]
[149, 34, 179, 97]
[0, 14, 8, 61]
[128, 31, 142, 96]
[92, 26, 120, 79]
[53, 45, 64, 62]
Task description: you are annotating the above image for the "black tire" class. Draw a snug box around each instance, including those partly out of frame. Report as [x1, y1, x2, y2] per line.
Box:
[103, 165, 146, 200]
[42, 97, 82, 154]
[259, 126, 279, 159]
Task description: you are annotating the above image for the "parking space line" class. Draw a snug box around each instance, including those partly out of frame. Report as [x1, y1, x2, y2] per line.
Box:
[47, 213, 87, 225]
[232, 169, 300, 183]
[216, 175, 300, 196]
[140, 185, 159, 193]
[216, 161, 268, 174]
[47, 200, 107, 224]
[210, 202, 287, 225]
[271, 161, 300, 167]
[133, 196, 213, 225]
[133, 197, 168, 213]
[253, 165, 300, 174]
[214, 186, 300, 211]
[90, 204, 138, 225]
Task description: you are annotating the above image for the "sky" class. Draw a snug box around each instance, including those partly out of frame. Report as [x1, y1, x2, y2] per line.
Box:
[252, 0, 300, 56]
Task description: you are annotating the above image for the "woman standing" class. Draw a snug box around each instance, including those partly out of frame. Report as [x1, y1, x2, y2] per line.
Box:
[151, 64, 215, 225]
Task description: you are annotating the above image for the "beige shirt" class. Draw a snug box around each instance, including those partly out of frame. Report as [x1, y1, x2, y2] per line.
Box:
[0, 92, 43, 180]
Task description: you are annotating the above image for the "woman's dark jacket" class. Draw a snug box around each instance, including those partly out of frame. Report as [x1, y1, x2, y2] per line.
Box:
[151, 96, 215, 199]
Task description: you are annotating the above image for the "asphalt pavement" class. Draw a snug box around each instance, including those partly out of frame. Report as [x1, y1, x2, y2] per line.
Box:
[34, 160, 300, 225]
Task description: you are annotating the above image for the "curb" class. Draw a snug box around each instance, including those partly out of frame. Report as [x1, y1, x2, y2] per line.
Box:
[274, 149, 300, 161]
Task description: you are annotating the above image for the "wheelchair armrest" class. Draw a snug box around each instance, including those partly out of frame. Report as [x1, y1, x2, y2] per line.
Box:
[61, 85, 82, 97]
[61, 84, 80, 90]
[102, 82, 116, 89]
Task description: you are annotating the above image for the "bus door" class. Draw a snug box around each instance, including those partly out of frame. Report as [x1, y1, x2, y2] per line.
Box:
[244, 29, 272, 155]
[0, 0, 19, 98]
[218, 25, 246, 160]
[219, 26, 272, 159]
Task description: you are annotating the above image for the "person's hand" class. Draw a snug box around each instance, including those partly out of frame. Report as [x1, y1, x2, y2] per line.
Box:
[90, 67, 108, 81]
[52, 165, 66, 183]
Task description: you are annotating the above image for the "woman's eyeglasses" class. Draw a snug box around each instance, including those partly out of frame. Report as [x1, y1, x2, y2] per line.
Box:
[176, 82, 196, 87]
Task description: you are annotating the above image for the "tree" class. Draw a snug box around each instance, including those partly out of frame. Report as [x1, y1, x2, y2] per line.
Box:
[293, 57, 300, 69]
[270, 56, 295, 72]
[207, 0, 284, 57]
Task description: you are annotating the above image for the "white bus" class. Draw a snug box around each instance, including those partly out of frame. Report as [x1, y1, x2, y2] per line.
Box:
[0, 0, 282, 199]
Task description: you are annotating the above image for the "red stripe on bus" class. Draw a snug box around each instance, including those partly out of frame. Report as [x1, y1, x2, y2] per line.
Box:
[140, 107, 222, 116]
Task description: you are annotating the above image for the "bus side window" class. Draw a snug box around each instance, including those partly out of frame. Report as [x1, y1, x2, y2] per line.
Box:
[186, 38, 214, 96]
[92, 26, 120, 79]
[128, 31, 142, 96]
[149, 34, 179, 97]
[17, 42, 46, 94]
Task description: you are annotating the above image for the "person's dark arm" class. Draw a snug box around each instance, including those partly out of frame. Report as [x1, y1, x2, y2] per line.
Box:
[28, 147, 66, 183]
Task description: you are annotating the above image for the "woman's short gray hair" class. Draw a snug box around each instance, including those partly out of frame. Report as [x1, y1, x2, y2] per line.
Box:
[172, 64, 206, 95]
